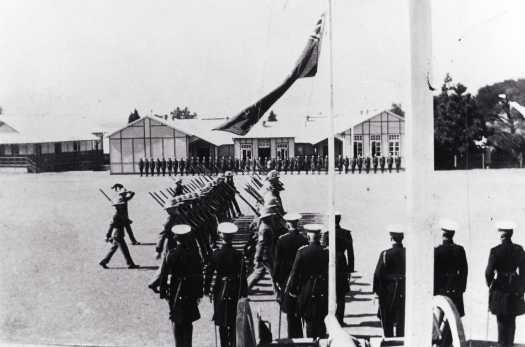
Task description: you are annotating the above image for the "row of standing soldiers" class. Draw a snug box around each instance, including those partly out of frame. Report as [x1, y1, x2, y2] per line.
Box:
[137, 155, 403, 176]
[372, 220, 525, 347]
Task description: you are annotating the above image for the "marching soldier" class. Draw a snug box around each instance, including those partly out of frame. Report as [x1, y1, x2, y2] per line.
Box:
[149, 158, 155, 176]
[373, 155, 379, 173]
[107, 184, 140, 245]
[344, 156, 349, 174]
[373, 225, 406, 337]
[99, 189, 139, 269]
[158, 224, 203, 347]
[273, 213, 308, 338]
[387, 155, 394, 173]
[285, 224, 329, 338]
[139, 158, 145, 176]
[167, 157, 174, 176]
[162, 157, 167, 176]
[395, 155, 401, 173]
[485, 221, 525, 347]
[379, 156, 385, 173]
[145, 158, 150, 176]
[334, 212, 354, 325]
[434, 219, 468, 316]
[204, 222, 248, 347]
[156, 158, 162, 176]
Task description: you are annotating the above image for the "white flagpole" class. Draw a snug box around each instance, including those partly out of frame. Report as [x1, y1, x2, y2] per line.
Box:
[405, 0, 434, 345]
[327, 0, 337, 316]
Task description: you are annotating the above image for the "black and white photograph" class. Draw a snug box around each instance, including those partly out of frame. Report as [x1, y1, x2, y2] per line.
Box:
[1, 0, 524, 346]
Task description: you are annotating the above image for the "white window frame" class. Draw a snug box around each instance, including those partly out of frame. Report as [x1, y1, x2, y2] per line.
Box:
[371, 134, 381, 157]
[388, 134, 400, 156]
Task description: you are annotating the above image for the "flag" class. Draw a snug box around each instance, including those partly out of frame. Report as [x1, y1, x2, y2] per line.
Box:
[214, 14, 325, 135]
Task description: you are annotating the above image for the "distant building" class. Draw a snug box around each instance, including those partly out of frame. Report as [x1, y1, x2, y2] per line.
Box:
[0, 115, 104, 172]
[108, 110, 404, 174]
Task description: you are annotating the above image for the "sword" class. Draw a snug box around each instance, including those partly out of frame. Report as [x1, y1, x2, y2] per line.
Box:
[98, 188, 113, 203]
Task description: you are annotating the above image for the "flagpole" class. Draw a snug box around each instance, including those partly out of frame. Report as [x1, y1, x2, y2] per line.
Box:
[327, 0, 337, 316]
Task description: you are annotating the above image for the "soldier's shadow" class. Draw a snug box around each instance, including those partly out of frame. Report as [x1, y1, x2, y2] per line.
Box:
[344, 320, 382, 328]
[107, 266, 159, 270]
[134, 242, 156, 246]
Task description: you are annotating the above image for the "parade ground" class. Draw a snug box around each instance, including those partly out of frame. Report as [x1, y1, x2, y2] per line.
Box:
[1, 170, 525, 346]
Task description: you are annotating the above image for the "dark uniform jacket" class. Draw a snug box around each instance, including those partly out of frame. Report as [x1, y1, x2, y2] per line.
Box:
[373, 244, 405, 321]
[285, 241, 328, 321]
[204, 243, 248, 326]
[434, 241, 468, 316]
[159, 243, 203, 323]
[485, 240, 525, 316]
[273, 231, 308, 307]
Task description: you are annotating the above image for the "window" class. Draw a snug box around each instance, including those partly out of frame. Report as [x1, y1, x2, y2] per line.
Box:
[258, 139, 270, 148]
[353, 135, 363, 157]
[276, 140, 289, 159]
[388, 134, 400, 156]
[240, 143, 252, 160]
[371, 134, 381, 157]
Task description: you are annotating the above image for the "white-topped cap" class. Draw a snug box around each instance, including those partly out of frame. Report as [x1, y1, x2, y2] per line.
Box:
[284, 213, 301, 222]
[387, 224, 404, 235]
[171, 224, 191, 235]
[218, 222, 238, 234]
[304, 224, 324, 233]
[496, 220, 516, 231]
[440, 219, 458, 232]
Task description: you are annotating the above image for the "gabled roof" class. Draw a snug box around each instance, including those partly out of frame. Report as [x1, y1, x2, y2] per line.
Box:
[0, 115, 101, 144]
[109, 116, 233, 147]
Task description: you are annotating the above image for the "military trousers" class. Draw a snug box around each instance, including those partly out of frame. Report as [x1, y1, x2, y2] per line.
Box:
[247, 240, 274, 290]
[497, 314, 516, 347]
[100, 237, 135, 266]
[172, 321, 193, 347]
[219, 325, 236, 347]
[336, 297, 346, 325]
[124, 223, 138, 244]
[382, 315, 405, 338]
[305, 319, 326, 339]
[286, 312, 303, 338]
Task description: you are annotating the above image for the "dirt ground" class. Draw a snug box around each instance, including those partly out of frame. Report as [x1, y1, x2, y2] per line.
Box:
[1, 170, 525, 346]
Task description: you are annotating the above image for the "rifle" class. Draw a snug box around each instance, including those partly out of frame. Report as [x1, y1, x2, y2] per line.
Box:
[149, 192, 164, 207]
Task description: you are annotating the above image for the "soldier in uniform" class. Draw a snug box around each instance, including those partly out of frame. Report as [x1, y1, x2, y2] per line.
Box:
[373, 225, 406, 337]
[156, 158, 162, 176]
[204, 222, 248, 347]
[188, 157, 194, 176]
[387, 155, 394, 173]
[139, 158, 145, 176]
[336, 155, 342, 174]
[145, 158, 150, 176]
[485, 221, 525, 347]
[150, 158, 155, 176]
[357, 156, 363, 174]
[344, 156, 349, 174]
[379, 156, 385, 173]
[162, 157, 167, 176]
[395, 155, 401, 172]
[373, 155, 379, 173]
[289, 157, 295, 175]
[365, 156, 371, 174]
[157, 224, 203, 347]
[167, 158, 173, 176]
[297, 155, 304, 174]
[273, 213, 308, 338]
[350, 156, 356, 174]
[334, 212, 355, 325]
[285, 224, 328, 338]
[179, 158, 186, 176]
[107, 184, 140, 245]
[234, 157, 240, 175]
[434, 220, 468, 316]
[99, 190, 139, 269]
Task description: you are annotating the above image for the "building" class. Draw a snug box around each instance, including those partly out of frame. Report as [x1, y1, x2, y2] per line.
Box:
[0, 115, 104, 172]
[108, 116, 233, 174]
[108, 110, 404, 174]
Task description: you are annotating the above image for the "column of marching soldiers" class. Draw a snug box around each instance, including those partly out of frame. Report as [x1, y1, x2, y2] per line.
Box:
[98, 172, 525, 347]
[136, 154, 403, 177]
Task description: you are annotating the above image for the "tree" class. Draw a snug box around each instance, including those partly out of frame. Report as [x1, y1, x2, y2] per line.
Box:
[267, 110, 277, 122]
[389, 103, 405, 117]
[434, 74, 485, 169]
[128, 109, 140, 123]
[476, 79, 525, 166]
[170, 106, 198, 120]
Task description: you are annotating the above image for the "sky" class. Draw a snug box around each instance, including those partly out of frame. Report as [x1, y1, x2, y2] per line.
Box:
[0, 0, 523, 130]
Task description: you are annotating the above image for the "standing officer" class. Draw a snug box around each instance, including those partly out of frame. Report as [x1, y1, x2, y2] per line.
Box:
[204, 222, 248, 347]
[162, 157, 167, 176]
[357, 156, 363, 174]
[173, 158, 179, 176]
[365, 156, 371, 174]
[387, 155, 394, 173]
[99, 192, 139, 269]
[379, 156, 386, 173]
[158, 224, 203, 347]
[285, 224, 328, 338]
[373, 225, 405, 337]
[395, 156, 401, 172]
[485, 221, 525, 347]
[434, 219, 468, 317]
[344, 156, 349, 174]
[139, 158, 145, 176]
[167, 157, 174, 176]
[149, 158, 155, 176]
[145, 158, 150, 176]
[373, 155, 379, 173]
[156, 158, 162, 176]
[334, 212, 354, 325]
[350, 156, 356, 174]
[179, 158, 186, 176]
[273, 213, 308, 338]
